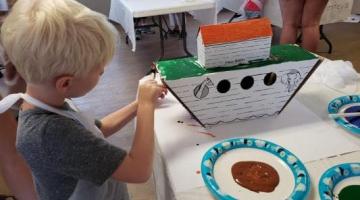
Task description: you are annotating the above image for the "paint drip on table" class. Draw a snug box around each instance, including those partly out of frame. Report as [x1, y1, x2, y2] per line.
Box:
[231, 161, 279, 193]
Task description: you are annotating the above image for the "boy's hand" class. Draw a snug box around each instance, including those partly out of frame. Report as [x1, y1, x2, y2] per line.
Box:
[137, 75, 167, 106]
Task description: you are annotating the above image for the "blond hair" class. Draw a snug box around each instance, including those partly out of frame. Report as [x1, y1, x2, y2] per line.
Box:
[1, 0, 117, 84]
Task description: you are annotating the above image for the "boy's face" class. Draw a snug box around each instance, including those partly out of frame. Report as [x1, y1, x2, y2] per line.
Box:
[67, 64, 105, 98]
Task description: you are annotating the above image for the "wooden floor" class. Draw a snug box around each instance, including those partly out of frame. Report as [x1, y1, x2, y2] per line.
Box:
[0, 11, 359, 200]
[317, 22, 360, 71]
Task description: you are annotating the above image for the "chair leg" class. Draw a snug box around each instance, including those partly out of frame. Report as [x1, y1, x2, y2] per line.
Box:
[294, 25, 332, 54]
[319, 25, 332, 54]
[296, 32, 302, 44]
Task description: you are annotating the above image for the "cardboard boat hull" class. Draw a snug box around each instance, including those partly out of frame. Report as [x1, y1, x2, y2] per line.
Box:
[157, 45, 322, 127]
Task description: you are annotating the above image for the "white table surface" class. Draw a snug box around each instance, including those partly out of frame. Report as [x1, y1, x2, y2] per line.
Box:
[121, 0, 215, 18]
[153, 59, 360, 200]
[109, 0, 217, 51]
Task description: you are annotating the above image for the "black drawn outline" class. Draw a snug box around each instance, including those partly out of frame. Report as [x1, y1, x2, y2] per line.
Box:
[193, 78, 214, 99]
[281, 69, 301, 92]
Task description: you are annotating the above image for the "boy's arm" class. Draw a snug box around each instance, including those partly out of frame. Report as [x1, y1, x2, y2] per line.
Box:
[100, 100, 138, 137]
[111, 102, 155, 183]
[111, 77, 167, 183]
[0, 96, 37, 200]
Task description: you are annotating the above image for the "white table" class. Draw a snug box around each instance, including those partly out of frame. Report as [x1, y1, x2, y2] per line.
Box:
[153, 59, 360, 200]
[109, 0, 217, 52]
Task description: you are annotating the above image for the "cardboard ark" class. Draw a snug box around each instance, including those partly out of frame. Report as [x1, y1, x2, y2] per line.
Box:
[157, 45, 322, 127]
[197, 18, 272, 68]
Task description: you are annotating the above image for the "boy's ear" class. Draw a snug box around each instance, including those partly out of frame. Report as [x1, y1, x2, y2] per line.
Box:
[55, 75, 74, 94]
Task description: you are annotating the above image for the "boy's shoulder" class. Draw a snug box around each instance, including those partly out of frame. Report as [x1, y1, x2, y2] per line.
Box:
[16, 106, 93, 156]
[18, 106, 82, 137]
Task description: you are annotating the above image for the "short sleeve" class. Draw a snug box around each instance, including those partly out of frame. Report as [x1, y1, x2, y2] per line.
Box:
[94, 119, 102, 129]
[41, 115, 126, 185]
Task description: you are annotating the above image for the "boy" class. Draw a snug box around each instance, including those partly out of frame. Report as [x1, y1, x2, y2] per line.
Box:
[0, 0, 167, 200]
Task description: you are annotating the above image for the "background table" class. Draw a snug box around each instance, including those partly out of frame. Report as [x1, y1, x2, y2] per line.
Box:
[153, 59, 360, 200]
[109, 0, 216, 52]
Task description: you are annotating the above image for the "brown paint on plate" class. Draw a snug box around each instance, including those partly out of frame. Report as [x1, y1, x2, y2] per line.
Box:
[231, 161, 280, 193]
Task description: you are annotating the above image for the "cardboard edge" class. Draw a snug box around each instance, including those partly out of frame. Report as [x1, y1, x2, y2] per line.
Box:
[278, 57, 324, 114]
[161, 78, 206, 127]
[155, 65, 206, 127]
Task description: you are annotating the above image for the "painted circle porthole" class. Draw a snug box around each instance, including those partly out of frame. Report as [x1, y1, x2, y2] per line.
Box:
[264, 72, 277, 86]
[217, 79, 231, 93]
[240, 76, 254, 90]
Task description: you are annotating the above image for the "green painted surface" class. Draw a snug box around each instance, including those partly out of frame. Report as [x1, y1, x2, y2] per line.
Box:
[338, 185, 360, 200]
[157, 44, 317, 80]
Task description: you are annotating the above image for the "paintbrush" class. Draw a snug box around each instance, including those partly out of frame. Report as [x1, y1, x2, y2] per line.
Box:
[329, 112, 360, 118]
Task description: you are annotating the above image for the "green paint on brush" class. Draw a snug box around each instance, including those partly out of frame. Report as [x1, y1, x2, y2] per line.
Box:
[338, 185, 360, 200]
[157, 44, 317, 80]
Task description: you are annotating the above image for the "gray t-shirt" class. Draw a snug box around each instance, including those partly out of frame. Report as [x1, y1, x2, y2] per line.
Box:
[16, 105, 128, 200]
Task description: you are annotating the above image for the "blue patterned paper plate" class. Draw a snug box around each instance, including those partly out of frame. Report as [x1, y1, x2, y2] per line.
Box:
[201, 138, 310, 200]
[328, 95, 360, 134]
[318, 163, 360, 200]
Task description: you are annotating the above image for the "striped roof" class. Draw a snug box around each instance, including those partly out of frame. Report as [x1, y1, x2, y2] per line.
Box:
[199, 18, 272, 46]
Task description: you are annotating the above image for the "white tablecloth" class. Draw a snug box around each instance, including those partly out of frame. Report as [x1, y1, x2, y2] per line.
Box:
[109, 0, 217, 51]
[153, 59, 360, 200]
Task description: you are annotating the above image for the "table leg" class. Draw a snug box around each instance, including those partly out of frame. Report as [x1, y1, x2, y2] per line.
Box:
[181, 13, 192, 57]
[158, 15, 165, 60]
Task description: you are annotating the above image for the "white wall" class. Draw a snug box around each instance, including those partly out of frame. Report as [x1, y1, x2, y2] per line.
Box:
[77, 0, 110, 15]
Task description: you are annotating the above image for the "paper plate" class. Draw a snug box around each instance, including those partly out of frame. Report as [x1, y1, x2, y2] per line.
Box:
[318, 163, 360, 200]
[201, 138, 310, 200]
[328, 95, 360, 134]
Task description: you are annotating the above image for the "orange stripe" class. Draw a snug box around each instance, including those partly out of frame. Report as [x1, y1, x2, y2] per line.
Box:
[199, 18, 272, 46]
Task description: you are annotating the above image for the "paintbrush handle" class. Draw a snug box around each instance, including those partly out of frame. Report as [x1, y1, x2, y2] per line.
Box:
[329, 112, 360, 118]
